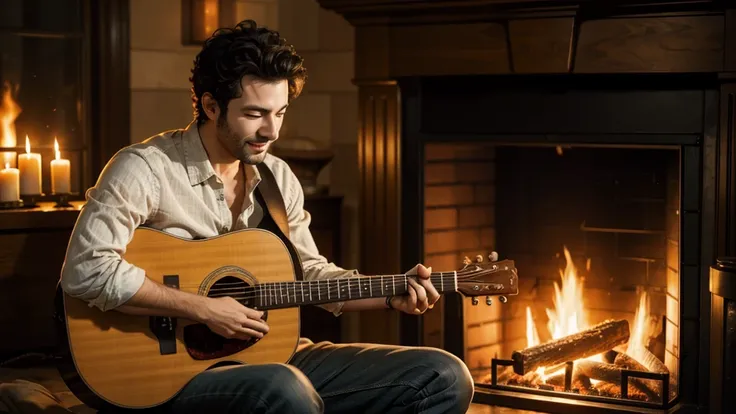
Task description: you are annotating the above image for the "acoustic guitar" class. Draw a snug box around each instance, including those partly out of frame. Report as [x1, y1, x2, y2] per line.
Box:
[55, 227, 518, 410]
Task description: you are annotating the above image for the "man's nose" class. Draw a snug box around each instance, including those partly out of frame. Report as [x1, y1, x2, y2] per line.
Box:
[259, 119, 279, 141]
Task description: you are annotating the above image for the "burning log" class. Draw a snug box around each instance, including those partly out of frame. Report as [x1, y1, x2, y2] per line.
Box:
[575, 359, 661, 401]
[614, 352, 648, 372]
[511, 319, 630, 375]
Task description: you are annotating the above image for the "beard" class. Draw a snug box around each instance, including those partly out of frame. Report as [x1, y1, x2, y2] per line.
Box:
[216, 114, 270, 165]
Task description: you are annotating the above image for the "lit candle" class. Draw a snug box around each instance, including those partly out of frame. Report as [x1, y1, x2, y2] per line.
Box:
[18, 135, 42, 195]
[0, 162, 20, 202]
[50, 137, 70, 194]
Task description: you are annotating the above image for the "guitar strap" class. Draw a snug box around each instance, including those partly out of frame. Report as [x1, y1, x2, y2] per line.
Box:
[254, 162, 304, 282]
[255, 162, 289, 239]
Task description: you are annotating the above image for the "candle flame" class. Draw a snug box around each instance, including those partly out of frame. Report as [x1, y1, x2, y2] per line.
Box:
[25, 135, 30, 154]
[4, 162, 8, 170]
[54, 137, 60, 160]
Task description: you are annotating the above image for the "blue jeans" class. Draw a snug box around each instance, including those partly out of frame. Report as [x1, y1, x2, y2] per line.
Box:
[158, 339, 474, 413]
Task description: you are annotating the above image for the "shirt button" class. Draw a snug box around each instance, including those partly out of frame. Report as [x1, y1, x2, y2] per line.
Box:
[218, 194, 224, 201]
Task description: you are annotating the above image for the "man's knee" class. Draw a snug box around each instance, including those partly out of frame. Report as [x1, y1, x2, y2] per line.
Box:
[418, 349, 475, 408]
[265, 364, 324, 413]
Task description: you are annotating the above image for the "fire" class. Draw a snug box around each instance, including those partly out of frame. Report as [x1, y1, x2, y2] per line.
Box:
[525, 246, 652, 382]
[546, 247, 588, 340]
[1, 82, 21, 166]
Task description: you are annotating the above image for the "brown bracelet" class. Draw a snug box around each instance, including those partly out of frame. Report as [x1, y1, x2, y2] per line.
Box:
[385, 296, 395, 310]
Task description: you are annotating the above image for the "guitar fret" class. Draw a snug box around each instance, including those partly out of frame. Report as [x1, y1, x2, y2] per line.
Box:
[348, 279, 351, 299]
[404, 275, 407, 293]
[392, 275, 396, 296]
[301, 282, 304, 303]
[369, 277, 373, 296]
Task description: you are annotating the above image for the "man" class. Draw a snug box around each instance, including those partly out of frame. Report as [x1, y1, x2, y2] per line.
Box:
[60, 20, 475, 413]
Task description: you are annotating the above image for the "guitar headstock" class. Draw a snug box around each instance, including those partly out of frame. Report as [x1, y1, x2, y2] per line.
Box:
[456, 253, 518, 306]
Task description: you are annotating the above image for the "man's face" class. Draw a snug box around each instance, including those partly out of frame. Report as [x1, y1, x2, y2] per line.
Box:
[215, 75, 289, 164]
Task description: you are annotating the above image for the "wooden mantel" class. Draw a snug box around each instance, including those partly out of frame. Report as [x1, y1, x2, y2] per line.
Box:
[317, 0, 736, 345]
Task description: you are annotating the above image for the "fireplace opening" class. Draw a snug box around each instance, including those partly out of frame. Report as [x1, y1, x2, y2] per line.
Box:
[422, 142, 680, 408]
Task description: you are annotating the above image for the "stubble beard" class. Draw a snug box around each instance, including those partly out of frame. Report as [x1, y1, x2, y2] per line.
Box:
[216, 115, 269, 165]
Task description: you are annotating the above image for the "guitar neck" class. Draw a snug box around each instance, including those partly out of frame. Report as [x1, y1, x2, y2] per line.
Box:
[248, 272, 458, 311]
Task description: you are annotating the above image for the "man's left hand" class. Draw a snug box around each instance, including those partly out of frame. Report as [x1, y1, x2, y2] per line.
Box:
[388, 264, 440, 315]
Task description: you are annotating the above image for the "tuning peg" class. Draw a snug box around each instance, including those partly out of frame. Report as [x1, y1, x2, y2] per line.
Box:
[499, 296, 508, 304]
[485, 296, 492, 306]
[475, 255, 484, 263]
[488, 252, 499, 262]
[471, 297, 479, 306]
[463, 256, 471, 266]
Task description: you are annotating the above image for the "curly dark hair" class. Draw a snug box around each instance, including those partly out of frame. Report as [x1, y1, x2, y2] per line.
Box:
[189, 20, 307, 123]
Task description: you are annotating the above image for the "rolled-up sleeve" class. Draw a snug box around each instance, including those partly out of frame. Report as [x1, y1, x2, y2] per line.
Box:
[283, 169, 357, 316]
[60, 150, 160, 311]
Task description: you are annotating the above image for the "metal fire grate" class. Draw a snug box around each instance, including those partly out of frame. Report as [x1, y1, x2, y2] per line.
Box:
[481, 358, 672, 410]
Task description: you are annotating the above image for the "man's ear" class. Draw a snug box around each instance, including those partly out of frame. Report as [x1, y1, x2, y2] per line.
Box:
[201, 93, 219, 121]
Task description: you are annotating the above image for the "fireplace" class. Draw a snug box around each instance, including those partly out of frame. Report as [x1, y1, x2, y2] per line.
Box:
[406, 73, 709, 412]
[317, 0, 735, 412]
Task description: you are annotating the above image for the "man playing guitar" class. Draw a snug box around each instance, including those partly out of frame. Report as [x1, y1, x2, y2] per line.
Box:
[59, 19, 478, 414]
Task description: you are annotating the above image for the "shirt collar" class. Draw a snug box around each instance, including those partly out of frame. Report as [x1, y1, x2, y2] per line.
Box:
[182, 121, 217, 186]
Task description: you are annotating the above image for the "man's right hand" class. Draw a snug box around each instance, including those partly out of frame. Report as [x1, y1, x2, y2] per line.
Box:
[199, 296, 270, 340]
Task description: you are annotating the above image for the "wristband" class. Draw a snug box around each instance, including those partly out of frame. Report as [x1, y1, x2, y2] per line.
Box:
[385, 296, 395, 310]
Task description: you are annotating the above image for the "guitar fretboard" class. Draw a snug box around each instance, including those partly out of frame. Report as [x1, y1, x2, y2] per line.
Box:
[242, 273, 457, 310]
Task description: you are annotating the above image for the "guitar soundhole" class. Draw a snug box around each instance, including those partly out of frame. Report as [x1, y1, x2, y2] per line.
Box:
[183, 276, 267, 361]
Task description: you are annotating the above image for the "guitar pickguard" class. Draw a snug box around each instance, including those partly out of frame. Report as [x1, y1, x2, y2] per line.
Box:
[184, 275, 268, 360]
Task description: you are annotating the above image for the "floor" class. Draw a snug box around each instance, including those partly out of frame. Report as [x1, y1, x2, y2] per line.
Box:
[0, 363, 543, 413]
[467, 404, 542, 413]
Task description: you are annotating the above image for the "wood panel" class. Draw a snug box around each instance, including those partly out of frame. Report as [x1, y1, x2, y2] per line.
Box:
[727, 9, 736, 72]
[389, 23, 510, 77]
[89, 0, 131, 181]
[508, 18, 574, 73]
[356, 82, 401, 344]
[718, 83, 736, 257]
[355, 25, 391, 80]
[574, 15, 724, 73]
[0, 231, 73, 355]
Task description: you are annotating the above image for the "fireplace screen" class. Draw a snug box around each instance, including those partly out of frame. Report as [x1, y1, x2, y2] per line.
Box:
[422, 142, 680, 408]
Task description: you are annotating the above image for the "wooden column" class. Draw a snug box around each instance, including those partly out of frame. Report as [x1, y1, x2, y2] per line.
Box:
[355, 81, 402, 344]
[89, 0, 131, 181]
[718, 82, 736, 257]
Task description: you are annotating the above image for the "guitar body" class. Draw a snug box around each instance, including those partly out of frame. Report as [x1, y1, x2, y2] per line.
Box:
[56, 227, 301, 410]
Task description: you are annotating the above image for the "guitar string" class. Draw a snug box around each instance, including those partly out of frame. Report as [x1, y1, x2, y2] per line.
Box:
[180, 274, 461, 295]
[175, 275, 505, 304]
[187, 276, 454, 300]
[186, 270, 497, 294]
[203, 275, 455, 297]
[200, 273, 461, 294]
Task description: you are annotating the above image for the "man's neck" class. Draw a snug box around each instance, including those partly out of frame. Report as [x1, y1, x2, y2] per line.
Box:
[198, 121, 240, 181]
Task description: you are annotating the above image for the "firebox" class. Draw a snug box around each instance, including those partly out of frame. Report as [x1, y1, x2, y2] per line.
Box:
[398, 73, 718, 413]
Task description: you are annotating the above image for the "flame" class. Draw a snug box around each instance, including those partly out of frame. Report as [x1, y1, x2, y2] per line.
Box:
[25, 135, 30, 154]
[3, 162, 8, 170]
[523, 246, 654, 384]
[1, 82, 20, 149]
[54, 137, 60, 160]
[627, 291, 650, 362]
[546, 247, 588, 340]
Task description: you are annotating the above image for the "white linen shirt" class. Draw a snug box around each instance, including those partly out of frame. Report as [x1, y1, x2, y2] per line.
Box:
[59, 121, 356, 316]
